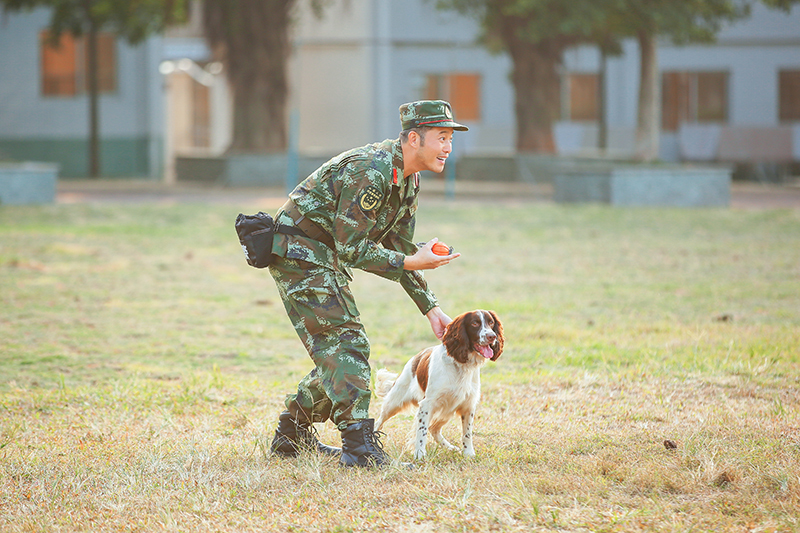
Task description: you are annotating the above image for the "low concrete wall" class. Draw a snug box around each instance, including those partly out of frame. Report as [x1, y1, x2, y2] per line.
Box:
[456, 154, 599, 184]
[554, 164, 732, 207]
[175, 154, 331, 188]
[0, 162, 59, 205]
[225, 154, 287, 187]
[173, 153, 730, 208]
[174, 156, 226, 184]
[176, 152, 566, 187]
[455, 155, 518, 182]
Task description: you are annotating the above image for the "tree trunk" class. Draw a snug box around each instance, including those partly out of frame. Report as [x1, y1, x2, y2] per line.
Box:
[507, 38, 561, 153]
[86, 11, 100, 177]
[203, 0, 294, 153]
[635, 31, 660, 162]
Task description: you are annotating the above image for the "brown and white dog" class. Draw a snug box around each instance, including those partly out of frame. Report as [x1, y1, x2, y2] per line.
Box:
[375, 310, 504, 460]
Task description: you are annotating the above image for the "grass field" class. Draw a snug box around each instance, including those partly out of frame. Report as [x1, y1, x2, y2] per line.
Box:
[1, 196, 799, 532]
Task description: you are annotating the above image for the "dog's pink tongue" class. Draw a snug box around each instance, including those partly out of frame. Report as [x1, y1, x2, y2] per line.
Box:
[477, 345, 494, 359]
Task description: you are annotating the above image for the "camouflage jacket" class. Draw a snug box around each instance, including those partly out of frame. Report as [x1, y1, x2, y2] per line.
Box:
[272, 138, 438, 314]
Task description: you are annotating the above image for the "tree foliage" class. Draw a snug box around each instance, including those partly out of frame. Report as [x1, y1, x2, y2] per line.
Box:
[613, 0, 747, 43]
[0, 0, 187, 43]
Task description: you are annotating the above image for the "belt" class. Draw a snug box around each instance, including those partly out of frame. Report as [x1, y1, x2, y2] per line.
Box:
[279, 199, 336, 250]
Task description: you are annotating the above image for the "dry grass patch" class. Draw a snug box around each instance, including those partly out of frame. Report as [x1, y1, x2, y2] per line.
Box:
[4, 373, 797, 531]
[2, 201, 799, 531]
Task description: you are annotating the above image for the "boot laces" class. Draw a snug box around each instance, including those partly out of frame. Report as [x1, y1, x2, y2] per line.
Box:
[366, 429, 387, 454]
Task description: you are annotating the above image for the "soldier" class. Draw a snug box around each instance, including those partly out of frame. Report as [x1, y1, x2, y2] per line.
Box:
[268, 100, 467, 467]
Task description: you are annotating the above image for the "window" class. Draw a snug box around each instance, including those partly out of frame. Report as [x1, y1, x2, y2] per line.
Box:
[662, 71, 728, 132]
[567, 73, 599, 121]
[425, 73, 481, 121]
[40, 31, 116, 96]
[779, 70, 800, 122]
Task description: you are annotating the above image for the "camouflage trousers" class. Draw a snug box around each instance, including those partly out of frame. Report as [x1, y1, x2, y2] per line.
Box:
[269, 255, 371, 431]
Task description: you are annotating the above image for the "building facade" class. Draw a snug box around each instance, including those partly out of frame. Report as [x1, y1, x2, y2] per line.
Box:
[1, 1, 798, 180]
[0, 8, 165, 178]
[560, 2, 800, 171]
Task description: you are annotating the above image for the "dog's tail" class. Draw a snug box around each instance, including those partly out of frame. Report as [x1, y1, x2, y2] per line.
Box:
[374, 368, 398, 398]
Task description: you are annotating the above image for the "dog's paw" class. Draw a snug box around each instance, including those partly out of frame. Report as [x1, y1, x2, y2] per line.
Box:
[462, 448, 476, 458]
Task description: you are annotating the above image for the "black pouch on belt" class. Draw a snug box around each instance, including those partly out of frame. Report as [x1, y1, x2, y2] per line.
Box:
[235, 212, 305, 268]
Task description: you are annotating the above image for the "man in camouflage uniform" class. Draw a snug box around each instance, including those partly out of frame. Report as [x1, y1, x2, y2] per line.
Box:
[269, 100, 467, 467]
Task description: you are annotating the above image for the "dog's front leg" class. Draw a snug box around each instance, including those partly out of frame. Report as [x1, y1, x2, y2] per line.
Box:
[461, 409, 476, 457]
[414, 399, 433, 460]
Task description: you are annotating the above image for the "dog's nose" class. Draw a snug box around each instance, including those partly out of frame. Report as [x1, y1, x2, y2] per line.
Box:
[486, 331, 497, 343]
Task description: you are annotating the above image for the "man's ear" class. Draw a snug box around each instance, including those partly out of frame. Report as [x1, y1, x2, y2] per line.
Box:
[408, 129, 420, 148]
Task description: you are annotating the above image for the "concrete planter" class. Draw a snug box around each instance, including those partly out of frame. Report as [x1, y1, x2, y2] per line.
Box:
[455, 153, 596, 184]
[554, 164, 732, 207]
[453, 155, 518, 182]
[225, 154, 287, 187]
[174, 155, 227, 184]
[0, 162, 59, 205]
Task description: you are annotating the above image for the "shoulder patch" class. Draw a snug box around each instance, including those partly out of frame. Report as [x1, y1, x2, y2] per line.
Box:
[358, 185, 383, 212]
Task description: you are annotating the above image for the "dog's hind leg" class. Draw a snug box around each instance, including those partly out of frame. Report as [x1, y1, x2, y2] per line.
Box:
[430, 421, 460, 453]
[375, 366, 418, 431]
[375, 400, 411, 432]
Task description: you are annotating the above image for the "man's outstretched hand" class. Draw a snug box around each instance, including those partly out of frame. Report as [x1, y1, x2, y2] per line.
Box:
[404, 239, 460, 271]
[426, 306, 452, 340]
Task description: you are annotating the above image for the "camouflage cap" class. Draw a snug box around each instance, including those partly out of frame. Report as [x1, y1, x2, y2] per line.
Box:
[399, 100, 469, 132]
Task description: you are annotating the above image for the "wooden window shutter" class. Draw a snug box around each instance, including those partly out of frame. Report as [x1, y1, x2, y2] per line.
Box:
[40, 31, 77, 96]
[40, 30, 116, 96]
[696, 72, 727, 122]
[568, 73, 598, 121]
[662, 72, 685, 132]
[779, 70, 800, 122]
[93, 33, 117, 93]
[424, 73, 481, 122]
[449, 73, 480, 121]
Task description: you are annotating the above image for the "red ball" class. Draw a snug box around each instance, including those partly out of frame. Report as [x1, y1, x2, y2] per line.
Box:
[431, 242, 454, 256]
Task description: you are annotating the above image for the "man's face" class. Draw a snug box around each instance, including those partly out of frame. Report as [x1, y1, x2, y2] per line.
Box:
[415, 128, 454, 174]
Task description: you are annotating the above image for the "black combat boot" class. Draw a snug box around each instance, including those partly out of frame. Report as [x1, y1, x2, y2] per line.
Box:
[270, 411, 342, 458]
[339, 419, 391, 468]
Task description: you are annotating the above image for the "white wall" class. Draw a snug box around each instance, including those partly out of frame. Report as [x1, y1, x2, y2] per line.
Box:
[290, 0, 515, 157]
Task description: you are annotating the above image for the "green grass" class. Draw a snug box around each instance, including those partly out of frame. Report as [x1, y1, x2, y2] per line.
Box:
[1, 199, 799, 532]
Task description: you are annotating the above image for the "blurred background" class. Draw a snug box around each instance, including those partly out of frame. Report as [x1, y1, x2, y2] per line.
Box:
[0, 0, 798, 187]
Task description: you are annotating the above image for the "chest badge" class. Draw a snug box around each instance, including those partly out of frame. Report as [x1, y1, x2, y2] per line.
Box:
[358, 185, 383, 212]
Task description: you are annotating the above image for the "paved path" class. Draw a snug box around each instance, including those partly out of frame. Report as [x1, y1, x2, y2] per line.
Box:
[56, 179, 800, 209]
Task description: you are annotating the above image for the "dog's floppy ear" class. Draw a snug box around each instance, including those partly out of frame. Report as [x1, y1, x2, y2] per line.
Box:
[443, 313, 470, 364]
[488, 310, 504, 361]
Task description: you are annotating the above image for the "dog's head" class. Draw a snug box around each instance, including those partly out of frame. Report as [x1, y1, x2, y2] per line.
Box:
[443, 310, 504, 364]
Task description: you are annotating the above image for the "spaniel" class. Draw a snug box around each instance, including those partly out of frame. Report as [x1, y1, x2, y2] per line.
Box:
[375, 310, 504, 460]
